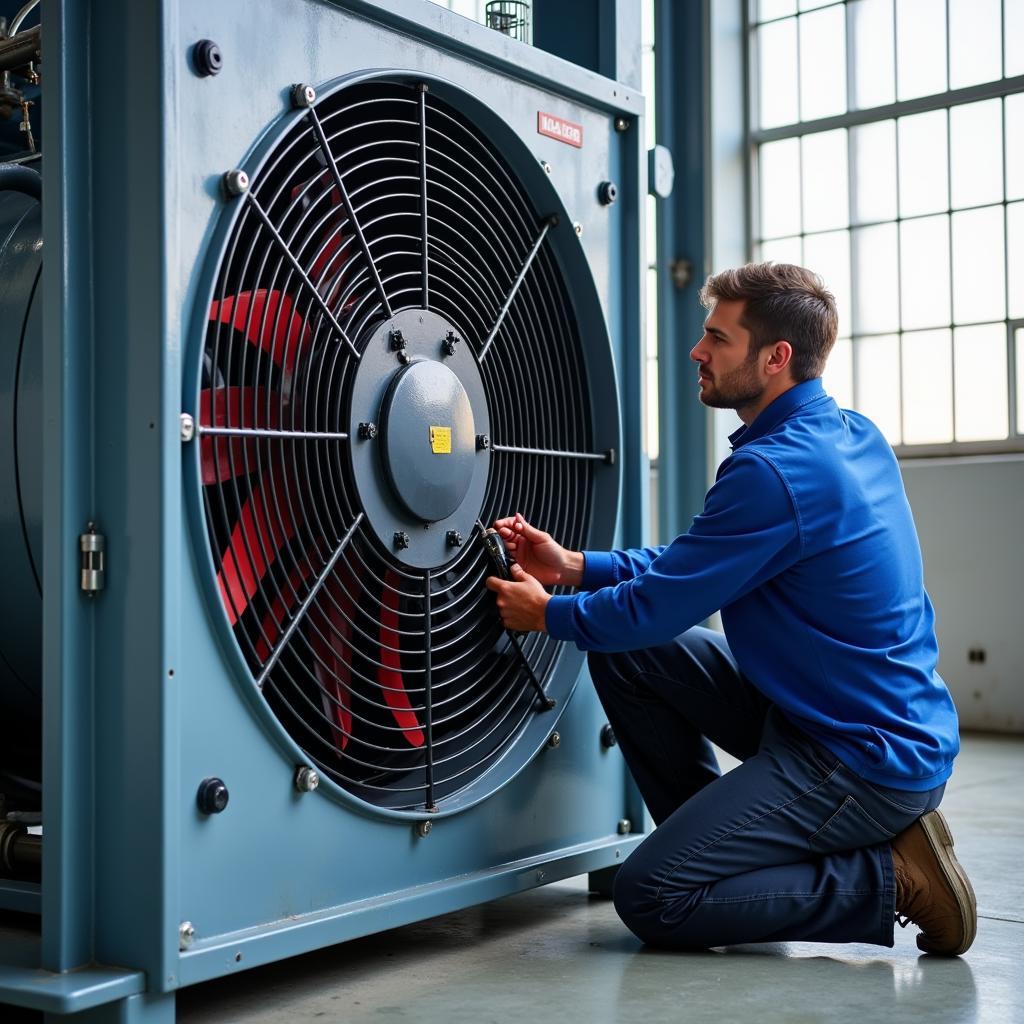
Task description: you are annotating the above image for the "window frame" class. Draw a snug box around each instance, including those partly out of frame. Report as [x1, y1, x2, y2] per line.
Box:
[746, 0, 1024, 457]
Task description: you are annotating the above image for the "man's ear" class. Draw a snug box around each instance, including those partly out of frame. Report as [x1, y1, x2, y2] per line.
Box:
[764, 340, 793, 378]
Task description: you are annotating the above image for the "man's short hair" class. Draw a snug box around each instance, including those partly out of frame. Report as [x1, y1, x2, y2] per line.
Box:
[699, 262, 839, 382]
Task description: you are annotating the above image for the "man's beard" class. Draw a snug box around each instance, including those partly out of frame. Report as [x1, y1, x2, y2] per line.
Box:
[698, 353, 765, 411]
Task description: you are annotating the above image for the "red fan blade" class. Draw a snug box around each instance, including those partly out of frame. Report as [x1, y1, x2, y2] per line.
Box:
[378, 570, 424, 748]
[208, 289, 310, 377]
[199, 386, 278, 484]
[312, 572, 354, 751]
[216, 470, 297, 626]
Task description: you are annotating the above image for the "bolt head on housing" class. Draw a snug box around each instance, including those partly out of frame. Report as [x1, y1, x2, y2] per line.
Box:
[290, 83, 317, 108]
[192, 39, 223, 77]
[598, 180, 618, 205]
[416, 820, 432, 837]
[294, 765, 320, 793]
[180, 413, 195, 442]
[222, 169, 249, 196]
[442, 331, 460, 356]
[179, 921, 196, 950]
[196, 777, 229, 815]
[358, 421, 377, 440]
[617, 818, 632, 835]
[476, 434, 490, 451]
[547, 731, 561, 749]
[614, 116, 630, 132]
[394, 531, 411, 551]
[600, 724, 617, 748]
[446, 530, 462, 548]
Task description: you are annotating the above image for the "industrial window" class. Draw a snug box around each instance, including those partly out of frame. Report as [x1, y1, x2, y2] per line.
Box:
[749, 0, 1024, 455]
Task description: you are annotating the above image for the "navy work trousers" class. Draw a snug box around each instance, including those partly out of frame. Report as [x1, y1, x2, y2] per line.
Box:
[589, 627, 945, 949]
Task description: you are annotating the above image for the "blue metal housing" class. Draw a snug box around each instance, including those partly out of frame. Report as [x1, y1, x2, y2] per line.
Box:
[0, 2, 650, 1019]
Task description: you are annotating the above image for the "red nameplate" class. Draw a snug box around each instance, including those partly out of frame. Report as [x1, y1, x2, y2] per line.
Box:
[537, 111, 583, 148]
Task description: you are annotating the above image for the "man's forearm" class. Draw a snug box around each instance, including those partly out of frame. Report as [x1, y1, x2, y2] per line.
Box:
[563, 550, 585, 587]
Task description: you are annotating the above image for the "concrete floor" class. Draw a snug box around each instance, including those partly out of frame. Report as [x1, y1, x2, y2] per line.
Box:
[172, 733, 1023, 1024]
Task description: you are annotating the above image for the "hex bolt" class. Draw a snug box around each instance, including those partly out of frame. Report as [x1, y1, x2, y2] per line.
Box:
[598, 180, 618, 205]
[614, 116, 630, 132]
[442, 331, 460, 356]
[389, 329, 407, 351]
[196, 777, 229, 815]
[540, 160, 552, 175]
[617, 818, 632, 835]
[600, 724, 617, 748]
[180, 413, 195, 443]
[573, 222, 583, 237]
[358, 421, 377, 440]
[446, 530, 462, 548]
[192, 39, 223, 77]
[222, 169, 249, 197]
[394, 531, 411, 551]
[416, 820, 432, 838]
[290, 83, 317, 109]
[476, 434, 490, 451]
[294, 765, 320, 793]
[179, 921, 196, 951]
[547, 731, 561, 749]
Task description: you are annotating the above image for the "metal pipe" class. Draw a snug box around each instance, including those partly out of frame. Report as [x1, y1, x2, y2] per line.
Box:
[0, 821, 41, 881]
[8, 0, 40, 37]
[0, 161, 40, 199]
[0, 24, 40, 73]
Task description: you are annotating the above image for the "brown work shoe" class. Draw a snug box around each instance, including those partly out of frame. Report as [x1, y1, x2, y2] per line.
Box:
[892, 809, 977, 955]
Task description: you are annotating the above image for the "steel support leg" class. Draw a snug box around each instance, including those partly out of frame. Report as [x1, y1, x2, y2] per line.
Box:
[45, 993, 175, 1024]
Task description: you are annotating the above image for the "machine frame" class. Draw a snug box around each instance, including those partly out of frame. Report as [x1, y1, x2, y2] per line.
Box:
[0, 2, 649, 1019]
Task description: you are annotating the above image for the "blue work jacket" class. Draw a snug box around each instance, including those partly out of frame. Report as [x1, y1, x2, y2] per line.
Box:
[546, 378, 959, 790]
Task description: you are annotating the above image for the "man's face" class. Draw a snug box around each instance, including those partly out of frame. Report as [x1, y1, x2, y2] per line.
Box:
[689, 299, 765, 410]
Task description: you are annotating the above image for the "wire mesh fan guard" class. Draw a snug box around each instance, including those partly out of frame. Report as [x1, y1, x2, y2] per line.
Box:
[193, 74, 615, 813]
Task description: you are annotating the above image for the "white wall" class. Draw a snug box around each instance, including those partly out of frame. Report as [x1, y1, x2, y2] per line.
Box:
[901, 456, 1024, 734]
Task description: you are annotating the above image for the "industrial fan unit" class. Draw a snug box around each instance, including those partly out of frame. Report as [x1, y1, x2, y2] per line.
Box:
[0, 2, 649, 1020]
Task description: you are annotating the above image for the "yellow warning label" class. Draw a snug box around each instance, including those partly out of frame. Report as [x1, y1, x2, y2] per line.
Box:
[429, 426, 452, 454]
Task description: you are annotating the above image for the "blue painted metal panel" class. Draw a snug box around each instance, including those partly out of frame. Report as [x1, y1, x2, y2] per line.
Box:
[0, 964, 145, 1015]
[654, 0, 712, 541]
[40, 0, 98, 975]
[0, 879, 41, 915]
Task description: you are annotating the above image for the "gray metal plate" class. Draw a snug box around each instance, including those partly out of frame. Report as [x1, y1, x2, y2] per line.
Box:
[348, 308, 490, 568]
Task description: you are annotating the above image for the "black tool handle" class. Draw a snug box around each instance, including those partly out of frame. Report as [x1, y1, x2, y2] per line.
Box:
[482, 528, 514, 581]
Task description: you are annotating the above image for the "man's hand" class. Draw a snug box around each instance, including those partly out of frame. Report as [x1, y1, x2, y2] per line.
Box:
[485, 563, 551, 633]
[492, 512, 584, 587]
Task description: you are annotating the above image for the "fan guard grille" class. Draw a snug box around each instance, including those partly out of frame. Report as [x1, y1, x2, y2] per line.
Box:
[196, 78, 608, 811]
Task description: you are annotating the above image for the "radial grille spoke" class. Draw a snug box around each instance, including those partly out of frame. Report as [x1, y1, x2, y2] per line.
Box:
[491, 443, 613, 463]
[424, 570, 436, 811]
[244, 192, 361, 359]
[307, 105, 394, 319]
[478, 218, 554, 361]
[418, 85, 430, 309]
[199, 426, 350, 441]
[257, 514, 364, 689]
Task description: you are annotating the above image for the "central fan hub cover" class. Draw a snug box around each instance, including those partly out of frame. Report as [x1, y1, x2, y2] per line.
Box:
[349, 309, 490, 568]
[380, 361, 476, 522]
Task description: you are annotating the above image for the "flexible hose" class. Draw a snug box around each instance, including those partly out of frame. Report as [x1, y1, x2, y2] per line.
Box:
[0, 161, 40, 199]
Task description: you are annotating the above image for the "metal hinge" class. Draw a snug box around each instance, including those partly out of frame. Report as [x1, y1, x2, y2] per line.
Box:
[80, 522, 105, 595]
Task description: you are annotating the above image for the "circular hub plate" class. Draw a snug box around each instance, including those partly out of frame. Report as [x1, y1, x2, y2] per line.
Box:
[381, 361, 476, 522]
[349, 309, 490, 568]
